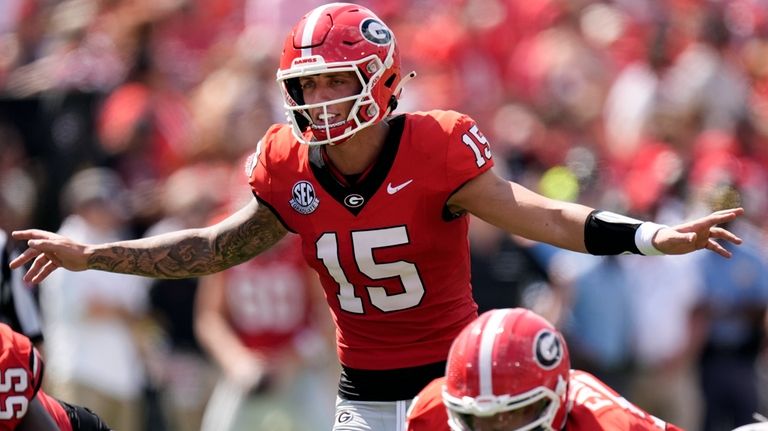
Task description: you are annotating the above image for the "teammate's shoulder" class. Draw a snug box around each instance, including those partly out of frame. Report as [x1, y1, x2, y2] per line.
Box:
[568, 369, 609, 393]
[0, 322, 29, 352]
[406, 377, 448, 429]
[410, 376, 445, 409]
[0, 323, 39, 382]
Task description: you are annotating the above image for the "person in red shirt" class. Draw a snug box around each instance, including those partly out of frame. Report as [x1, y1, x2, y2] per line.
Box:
[405, 308, 684, 431]
[195, 232, 333, 431]
[11, 3, 743, 430]
[0, 323, 110, 431]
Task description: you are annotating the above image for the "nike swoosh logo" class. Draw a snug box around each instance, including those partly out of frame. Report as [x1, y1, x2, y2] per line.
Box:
[387, 179, 413, 195]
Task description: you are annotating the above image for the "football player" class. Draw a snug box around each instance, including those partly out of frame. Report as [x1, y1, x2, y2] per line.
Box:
[405, 308, 684, 431]
[0, 322, 111, 431]
[11, 3, 743, 430]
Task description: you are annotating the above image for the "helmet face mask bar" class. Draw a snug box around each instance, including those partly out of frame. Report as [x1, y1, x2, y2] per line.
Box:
[276, 3, 411, 146]
[277, 53, 388, 146]
[443, 378, 566, 431]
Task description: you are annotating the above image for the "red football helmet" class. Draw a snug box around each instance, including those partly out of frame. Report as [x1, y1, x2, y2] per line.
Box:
[443, 308, 570, 431]
[276, 3, 413, 145]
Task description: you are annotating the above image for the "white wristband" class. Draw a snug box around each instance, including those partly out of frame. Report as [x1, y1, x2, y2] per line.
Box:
[634, 222, 666, 256]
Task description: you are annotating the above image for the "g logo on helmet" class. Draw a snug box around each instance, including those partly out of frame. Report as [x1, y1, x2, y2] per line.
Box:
[533, 329, 563, 370]
[360, 18, 392, 45]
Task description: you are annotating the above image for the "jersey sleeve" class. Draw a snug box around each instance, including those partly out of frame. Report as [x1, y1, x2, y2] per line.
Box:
[567, 370, 684, 431]
[247, 124, 285, 205]
[443, 112, 495, 194]
[405, 377, 450, 431]
[0, 324, 43, 430]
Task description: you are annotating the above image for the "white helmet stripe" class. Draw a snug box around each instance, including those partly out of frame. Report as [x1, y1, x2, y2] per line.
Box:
[478, 309, 512, 396]
[300, 3, 345, 58]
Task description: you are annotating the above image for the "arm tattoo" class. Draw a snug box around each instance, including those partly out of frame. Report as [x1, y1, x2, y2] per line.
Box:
[87, 201, 288, 278]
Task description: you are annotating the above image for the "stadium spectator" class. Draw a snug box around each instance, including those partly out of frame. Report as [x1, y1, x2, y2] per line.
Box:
[37, 167, 150, 431]
[193, 155, 336, 431]
[694, 184, 768, 431]
[196, 234, 335, 431]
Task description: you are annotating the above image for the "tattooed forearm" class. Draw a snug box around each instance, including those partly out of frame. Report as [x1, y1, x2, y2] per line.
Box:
[87, 200, 287, 279]
[211, 202, 287, 268]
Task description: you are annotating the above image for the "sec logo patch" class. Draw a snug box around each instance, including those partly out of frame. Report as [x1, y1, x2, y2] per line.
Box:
[290, 181, 320, 214]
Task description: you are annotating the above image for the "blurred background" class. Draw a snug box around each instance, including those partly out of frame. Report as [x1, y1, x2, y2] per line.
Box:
[0, 0, 767, 430]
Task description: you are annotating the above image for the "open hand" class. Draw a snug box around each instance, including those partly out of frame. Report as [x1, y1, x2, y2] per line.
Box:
[653, 208, 744, 257]
[10, 229, 90, 283]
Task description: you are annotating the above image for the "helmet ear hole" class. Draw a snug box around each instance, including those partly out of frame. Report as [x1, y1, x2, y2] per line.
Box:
[294, 113, 310, 132]
[286, 78, 305, 104]
[384, 73, 397, 88]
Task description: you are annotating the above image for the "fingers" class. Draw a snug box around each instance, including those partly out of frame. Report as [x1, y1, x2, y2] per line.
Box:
[9, 247, 42, 269]
[11, 229, 58, 241]
[25, 254, 50, 283]
[705, 238, 732, 259]
[709, 226, 742, 245]
[33, 260, 60, 284]
[25, 252, 62, 284]
[711, 207, 745, 217]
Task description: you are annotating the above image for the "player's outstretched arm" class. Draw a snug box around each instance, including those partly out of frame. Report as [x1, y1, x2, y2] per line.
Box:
[11, 199, 287, 283]
[450, 170, 743, 257]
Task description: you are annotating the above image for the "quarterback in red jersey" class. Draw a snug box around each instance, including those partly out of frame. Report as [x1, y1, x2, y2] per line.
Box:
[0, 323, 111, 431]
[405, 308, 684, 431]
[12, 3, 744, 431]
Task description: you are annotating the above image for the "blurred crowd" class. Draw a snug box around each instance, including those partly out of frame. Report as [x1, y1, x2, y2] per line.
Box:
[1, 0, 767, 430]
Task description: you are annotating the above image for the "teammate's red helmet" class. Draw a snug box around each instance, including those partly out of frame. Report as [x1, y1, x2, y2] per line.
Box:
[443, 308, 570, 431]
[277, 3, 410, 145]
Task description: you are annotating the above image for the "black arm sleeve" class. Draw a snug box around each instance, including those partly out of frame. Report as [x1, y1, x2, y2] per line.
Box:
[59, 400, 113, 431]
[583, 209, 642, 255]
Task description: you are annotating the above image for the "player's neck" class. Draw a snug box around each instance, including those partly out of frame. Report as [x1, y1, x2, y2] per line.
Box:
[323, 121, 389, 175]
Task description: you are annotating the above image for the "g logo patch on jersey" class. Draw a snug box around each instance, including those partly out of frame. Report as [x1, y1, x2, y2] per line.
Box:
[533, 329, 563, 370]
[290, 181, 320, 214]
[344, 194, 364, 208]
[360, 18, 392, 46]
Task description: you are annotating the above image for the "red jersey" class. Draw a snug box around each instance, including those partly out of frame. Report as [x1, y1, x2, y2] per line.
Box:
[0, 323, 71, 431]
[405, 372, 685, 431]
[222, 236, 315, 354]
[249, 110, 493, 369]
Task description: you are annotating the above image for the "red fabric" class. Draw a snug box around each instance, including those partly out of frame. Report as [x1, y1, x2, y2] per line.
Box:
[249, 110, 493, 369]
[0, 324, 41, 430]
[36, 391, 73, 431]
[0, 323, 74, 430]
[405, 377, 448, 430]
[222, 236, 315, 354]
[407, 372, 686, 430]
[567, 370, 685, 431]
